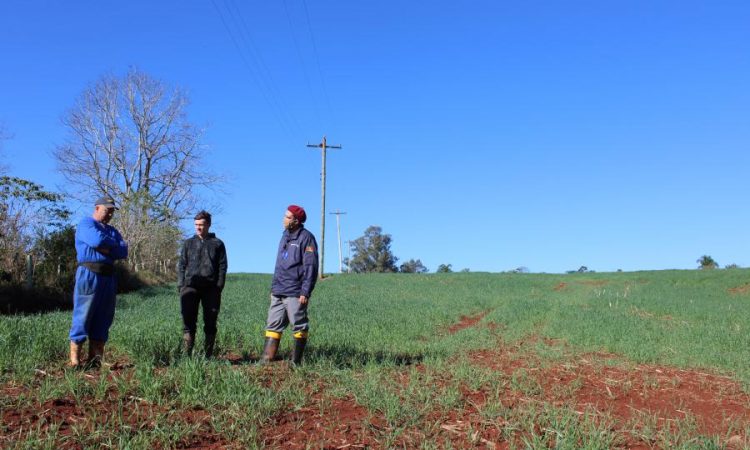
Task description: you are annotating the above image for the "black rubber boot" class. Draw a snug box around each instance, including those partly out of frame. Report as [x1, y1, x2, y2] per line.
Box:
[260, 337, 280, 364]
[183, 332, 195, 356]
[204, 334, 216, 358]
[86, 340, 105, 370]
[291, 338, 307, 367]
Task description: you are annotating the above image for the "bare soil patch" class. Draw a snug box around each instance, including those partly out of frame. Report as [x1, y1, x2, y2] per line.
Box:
[1, 371, 230, 450]
[464, 342, 750, 448]
[554, 282, 568, 291]
[447, 311, 489, 334]
[728, 284, 750, 295]
[1, 397, 229, 449]
[261, 395, 383, 449]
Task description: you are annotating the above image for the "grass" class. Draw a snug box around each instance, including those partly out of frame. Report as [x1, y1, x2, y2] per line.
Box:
[2, 269, 750, 448]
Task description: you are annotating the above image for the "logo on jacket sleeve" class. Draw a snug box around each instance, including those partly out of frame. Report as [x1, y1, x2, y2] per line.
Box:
[305, 246, 315, 253]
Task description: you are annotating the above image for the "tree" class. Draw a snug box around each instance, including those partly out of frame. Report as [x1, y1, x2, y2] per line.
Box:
[54, 68, 221, 274]
[114, 192, 181, 274]
[436, 264, 453, 273]
[697, 255, 718, 270]
[345, 226, 398, 273]
[33, 225, 77, 292]
[0, 176, 70, 283]
[399, 259, 428, 273]
[54, 68, 221, 220]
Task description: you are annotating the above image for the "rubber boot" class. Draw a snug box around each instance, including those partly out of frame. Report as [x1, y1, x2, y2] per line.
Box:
[87, 340, 105, 369]
[260, 337, 280, 364]
[204, 334, 216, 358]
[183, 331, 195, 356]
[69, 341, 83, 368]
[291, 338, 307, 367]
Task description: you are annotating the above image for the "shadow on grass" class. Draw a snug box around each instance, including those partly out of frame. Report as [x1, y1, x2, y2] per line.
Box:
[309, 344, 425, 368]
[0, 285, 71, 315]
[204, 345, 425, 369]
[139, 343, 424, 369]
[0, 282, 171, 316]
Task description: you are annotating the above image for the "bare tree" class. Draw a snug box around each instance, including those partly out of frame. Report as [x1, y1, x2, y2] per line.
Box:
[54, 69, 222, 274]
[54, 68, 221, 220]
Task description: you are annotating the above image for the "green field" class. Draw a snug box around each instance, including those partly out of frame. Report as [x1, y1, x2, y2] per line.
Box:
[2, 269, 750, 448]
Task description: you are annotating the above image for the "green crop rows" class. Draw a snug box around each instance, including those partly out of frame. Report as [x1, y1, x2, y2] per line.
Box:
[2, 269, 749, 448]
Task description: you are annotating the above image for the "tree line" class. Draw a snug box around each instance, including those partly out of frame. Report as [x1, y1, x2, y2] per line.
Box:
[343, 225, 463, 274]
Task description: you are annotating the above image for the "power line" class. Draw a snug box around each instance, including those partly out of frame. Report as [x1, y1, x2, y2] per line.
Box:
[282, 0, 322, 130]
[226, 0, 304, 135]
[300, 0, 335, 129]
[211, 0, 301, 138]
[225, 0, 304, 136]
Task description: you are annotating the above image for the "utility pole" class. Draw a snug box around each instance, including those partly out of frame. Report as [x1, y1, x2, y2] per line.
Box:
[346, 240, 352, 273]
[329, 210, 347, 273]
[307, 136, 342, 279]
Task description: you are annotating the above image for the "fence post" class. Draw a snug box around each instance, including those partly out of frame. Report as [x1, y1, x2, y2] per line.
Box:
[25, 254, 33, 290]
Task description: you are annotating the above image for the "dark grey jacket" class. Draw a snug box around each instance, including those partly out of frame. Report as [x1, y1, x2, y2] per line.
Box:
[271, 227, 318, 298]
[177, 233, 228, 290]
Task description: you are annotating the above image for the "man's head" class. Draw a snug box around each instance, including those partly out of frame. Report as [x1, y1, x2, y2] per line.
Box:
[194, 210, 212, 239]
[93, 196, 117, 224]
[284, 205, 306, 231]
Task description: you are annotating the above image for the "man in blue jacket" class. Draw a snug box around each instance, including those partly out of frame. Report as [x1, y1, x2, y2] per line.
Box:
[69, 196, 128, 368]
[261, 205, 318, 366]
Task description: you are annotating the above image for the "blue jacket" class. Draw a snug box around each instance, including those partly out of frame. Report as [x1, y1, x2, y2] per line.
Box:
[271, 226, 318, 298]
[75, 216, 128, 264]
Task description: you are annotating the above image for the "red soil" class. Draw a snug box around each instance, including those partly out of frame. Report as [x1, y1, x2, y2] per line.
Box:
[3, 337, 748, 449]
[448, 311, 489, 334]
[262, 395, 383, 449]
[728, 284, 750, 295]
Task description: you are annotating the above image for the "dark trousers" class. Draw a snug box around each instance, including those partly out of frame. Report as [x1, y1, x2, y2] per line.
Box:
[180, 286, 221, 336]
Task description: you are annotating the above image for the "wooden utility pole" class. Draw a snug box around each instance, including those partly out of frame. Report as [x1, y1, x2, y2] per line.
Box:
[307, 136, 342, 279]
[329, 210, 347, 273]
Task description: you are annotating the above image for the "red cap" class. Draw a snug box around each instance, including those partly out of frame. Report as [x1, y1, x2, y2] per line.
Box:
[287, 205, 306, 223]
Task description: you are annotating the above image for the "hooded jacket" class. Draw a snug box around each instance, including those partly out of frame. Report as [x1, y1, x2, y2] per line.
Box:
[177, 233, 228, 289]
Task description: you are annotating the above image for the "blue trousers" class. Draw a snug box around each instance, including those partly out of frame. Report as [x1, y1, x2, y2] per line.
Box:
[69, 266, 117, 343]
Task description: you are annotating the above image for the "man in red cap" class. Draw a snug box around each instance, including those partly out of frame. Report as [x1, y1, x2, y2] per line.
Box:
[261, 204, 319, 366]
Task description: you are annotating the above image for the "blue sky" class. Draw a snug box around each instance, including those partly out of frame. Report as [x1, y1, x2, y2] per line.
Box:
[1, 1, 748, 274]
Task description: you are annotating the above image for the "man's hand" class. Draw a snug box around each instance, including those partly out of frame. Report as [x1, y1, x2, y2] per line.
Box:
[299, 295, 308, 305]
[95, 246, 110, 255]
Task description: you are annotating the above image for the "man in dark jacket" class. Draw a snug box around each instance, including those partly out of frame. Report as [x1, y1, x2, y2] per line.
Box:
[177, 210, 228, 357]
[261, 204, 318, 366]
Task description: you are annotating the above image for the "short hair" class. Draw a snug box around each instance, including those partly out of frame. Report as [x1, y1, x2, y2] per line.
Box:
[194, 210, 212, 225]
